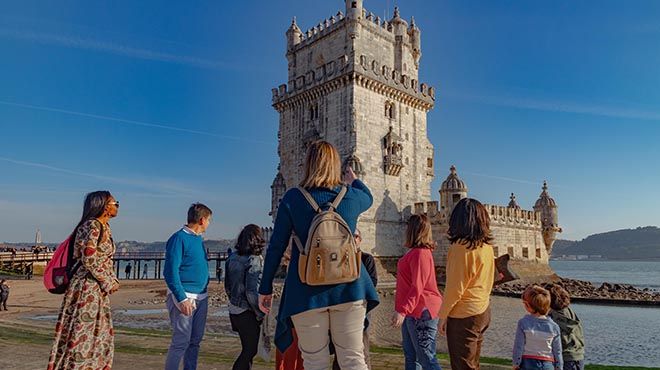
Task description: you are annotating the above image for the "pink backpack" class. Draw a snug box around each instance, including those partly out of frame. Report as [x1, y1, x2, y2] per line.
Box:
[43, 222, 103, 294]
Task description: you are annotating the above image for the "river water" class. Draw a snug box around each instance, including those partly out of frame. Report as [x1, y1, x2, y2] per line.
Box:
[369, 260, 660, 367]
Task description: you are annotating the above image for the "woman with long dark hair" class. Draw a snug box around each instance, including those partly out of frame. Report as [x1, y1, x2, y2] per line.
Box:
[47, 191, 120, 370]
[438, 198, 495, 370]
[225, 224, 266, 370]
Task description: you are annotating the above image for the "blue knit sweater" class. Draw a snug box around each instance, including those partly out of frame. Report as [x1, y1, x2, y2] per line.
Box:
[164, 228, 209, 302]
[259, 179, 380, 352]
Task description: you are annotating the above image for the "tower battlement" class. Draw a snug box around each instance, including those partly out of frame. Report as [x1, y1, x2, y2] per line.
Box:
[271, 54, 435, 111]
[413, 201, 542, 228]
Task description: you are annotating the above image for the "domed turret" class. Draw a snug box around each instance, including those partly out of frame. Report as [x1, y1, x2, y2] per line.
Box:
[286, 17, 303, 51]
[533, 181, 562, 253]
[440, 165, 468, 211]
[390, 6, 409, 36]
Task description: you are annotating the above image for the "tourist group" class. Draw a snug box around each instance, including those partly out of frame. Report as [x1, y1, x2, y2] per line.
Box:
[43, 141, 584, 370]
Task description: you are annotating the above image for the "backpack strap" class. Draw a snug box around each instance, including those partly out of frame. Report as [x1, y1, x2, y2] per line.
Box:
[297, 187, 321, 213]
[291, 233, 305, 255]
[329, 185, 347, 211]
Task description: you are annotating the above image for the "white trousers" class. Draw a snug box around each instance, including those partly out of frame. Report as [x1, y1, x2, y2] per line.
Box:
[291, 300, 368, 370]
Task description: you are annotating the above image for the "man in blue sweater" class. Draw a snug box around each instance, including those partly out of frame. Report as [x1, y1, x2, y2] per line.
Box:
[164, 203, 212, 370]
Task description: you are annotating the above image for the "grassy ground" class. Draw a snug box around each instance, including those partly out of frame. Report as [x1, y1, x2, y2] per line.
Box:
[0, 322, 656, 370]
[0, 323, 660, 370]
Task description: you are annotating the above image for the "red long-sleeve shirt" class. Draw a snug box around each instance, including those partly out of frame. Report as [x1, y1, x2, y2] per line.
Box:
[395, 247, 443, 319]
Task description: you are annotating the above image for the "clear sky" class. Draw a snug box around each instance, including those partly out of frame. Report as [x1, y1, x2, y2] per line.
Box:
[1, 0, 659, 243]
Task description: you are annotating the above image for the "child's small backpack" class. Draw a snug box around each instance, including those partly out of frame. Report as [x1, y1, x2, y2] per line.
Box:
[43, 222, 103, 294]
[293, 186, 361, 286]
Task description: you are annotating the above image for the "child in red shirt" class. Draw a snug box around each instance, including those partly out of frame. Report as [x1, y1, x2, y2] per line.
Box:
[392, 214, 443, 370]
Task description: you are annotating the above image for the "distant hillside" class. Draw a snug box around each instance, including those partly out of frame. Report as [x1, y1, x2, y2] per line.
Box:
[552, 226, 660, 260]
[116, 239, 234, 253]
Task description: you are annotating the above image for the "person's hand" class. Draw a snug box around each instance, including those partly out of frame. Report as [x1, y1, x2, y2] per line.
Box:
[179, 299, 194, 316]
[259, 294, 272, 315]
[391, 312, 405, 328]
[343, 166, 357, 184]
[109, 279, 120, 294]
[438, 320, 447, 336]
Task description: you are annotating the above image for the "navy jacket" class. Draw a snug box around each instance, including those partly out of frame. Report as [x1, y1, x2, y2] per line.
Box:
[259, 179, 380, 352]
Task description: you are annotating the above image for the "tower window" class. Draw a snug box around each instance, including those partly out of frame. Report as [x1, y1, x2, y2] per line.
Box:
[427, 157, 433, 168]
[385, 101, 395, 119]
[309, 102, 319, 120]
[452, 194, 461, 203]
[351, 1, 357, 8]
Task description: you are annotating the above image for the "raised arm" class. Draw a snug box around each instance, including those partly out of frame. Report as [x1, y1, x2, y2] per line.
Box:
[350, 179, 373, 212]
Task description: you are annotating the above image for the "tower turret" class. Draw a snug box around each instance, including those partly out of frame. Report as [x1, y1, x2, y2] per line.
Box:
[440, 165, 468, 211]
[346, 0, 364, 20]
[390, 7, 409, 74]
[533, 181, 562, 253]
[408, 17, 422, 68]
[286, 17, 303, 51]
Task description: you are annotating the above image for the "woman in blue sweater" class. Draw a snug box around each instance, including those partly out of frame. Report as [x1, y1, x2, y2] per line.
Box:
[258, 141, 379, 370]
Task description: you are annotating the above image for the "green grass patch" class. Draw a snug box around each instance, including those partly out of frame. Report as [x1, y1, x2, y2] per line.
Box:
[371, 345, 659, 369]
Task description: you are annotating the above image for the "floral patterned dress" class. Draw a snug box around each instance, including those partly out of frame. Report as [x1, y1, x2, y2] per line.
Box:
[47, 219, 118, 370]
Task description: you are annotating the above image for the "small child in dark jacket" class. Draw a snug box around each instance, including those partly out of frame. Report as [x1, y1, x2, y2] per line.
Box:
[545, 283, 586, 370]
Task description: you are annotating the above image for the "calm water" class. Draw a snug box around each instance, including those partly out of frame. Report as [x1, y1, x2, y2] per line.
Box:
[114, 260, 224, 280]
[550, 260, 660, 290]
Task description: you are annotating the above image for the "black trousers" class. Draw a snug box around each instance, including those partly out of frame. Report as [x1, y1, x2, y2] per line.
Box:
[229, 310, 261, 370]
[0, 294, 8, 310]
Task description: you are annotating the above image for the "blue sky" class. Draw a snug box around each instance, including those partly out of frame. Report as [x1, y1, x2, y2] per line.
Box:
[1, 0, 659, 243]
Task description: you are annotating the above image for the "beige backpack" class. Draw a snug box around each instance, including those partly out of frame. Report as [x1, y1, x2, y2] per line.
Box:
[293, 186, 361, 286]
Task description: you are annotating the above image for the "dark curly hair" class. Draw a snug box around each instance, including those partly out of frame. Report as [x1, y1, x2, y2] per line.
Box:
[545, 283, 571, 310]
[235, 224, 265, 256]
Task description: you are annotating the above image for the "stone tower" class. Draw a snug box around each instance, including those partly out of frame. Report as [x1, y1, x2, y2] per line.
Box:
[271, 1, 436, 256]
[534, 181, 562, 254]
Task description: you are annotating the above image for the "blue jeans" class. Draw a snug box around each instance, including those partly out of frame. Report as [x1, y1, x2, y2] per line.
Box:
[520, 358, 554, 370]
[165, 295, 208, 370]
[402, 309, 442, 370]
[563, 360, 584, 370]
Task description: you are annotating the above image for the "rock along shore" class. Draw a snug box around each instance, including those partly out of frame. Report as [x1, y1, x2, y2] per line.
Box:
[492, 276, 660, 306]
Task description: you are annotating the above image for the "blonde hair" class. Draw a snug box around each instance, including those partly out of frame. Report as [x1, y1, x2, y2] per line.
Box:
[523, 285, 551, 315]
[299, 141, 342, 189]
[404, 214, 436, 251]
